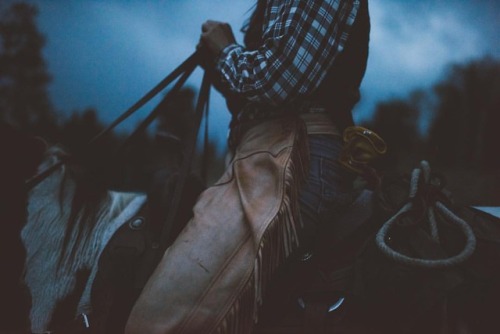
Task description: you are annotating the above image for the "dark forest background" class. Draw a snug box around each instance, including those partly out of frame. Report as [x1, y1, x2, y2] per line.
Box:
[1, 2, 499, 205]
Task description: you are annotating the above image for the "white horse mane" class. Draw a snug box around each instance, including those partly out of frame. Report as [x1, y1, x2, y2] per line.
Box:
[21, 146, 147, 333]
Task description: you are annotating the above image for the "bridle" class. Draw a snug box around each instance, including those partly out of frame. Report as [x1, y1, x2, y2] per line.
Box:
[24, 50, 211, 252]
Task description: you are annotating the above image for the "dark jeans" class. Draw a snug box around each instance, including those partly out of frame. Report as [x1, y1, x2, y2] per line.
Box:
[298, 134, 356, 251]
[255, 134, 357, 326]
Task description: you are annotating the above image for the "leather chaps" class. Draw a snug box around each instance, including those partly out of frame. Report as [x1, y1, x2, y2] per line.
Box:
[126, 115, 309, 334]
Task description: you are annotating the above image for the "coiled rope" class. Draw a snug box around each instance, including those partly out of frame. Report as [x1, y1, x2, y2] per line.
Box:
[375, 161, 477, 268]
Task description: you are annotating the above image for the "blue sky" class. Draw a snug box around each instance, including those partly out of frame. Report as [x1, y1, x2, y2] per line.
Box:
[11, 0, 500, 150]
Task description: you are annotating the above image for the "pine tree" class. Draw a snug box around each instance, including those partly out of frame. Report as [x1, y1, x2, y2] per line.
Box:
[0, 2, 53, 130]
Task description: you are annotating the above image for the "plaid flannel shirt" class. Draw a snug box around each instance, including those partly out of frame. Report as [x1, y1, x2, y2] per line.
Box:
[215, 0, 360, 106]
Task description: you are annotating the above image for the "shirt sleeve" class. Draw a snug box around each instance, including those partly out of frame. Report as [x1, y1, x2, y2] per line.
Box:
[215, 0, 360, 106]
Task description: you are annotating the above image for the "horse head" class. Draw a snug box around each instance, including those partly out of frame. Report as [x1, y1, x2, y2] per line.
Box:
[22, 145, 147, 333]
[3, 95, 206, 332]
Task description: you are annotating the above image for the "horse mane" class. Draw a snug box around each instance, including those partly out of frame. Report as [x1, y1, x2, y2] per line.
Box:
[30, 146, 110, 264]
[0, 123, 47, 331]
[22, 145, 147, 332]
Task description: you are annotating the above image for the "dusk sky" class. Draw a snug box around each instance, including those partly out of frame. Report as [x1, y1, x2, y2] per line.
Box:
[11, 0, 500, 150]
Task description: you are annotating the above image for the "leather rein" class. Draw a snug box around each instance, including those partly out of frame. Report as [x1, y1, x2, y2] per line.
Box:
[24, 50, 211, 251]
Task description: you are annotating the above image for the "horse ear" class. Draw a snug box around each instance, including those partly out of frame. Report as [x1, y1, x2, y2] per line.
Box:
[25, 136, 49, 171]
[31, 136, 48, 156]
[0, 122, 49, 177]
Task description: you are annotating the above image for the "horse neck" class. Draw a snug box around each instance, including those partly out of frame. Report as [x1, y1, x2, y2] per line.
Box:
[23, 149, 148, 267]
[22, 153, 106, 276]
[21, 150, 147, 332]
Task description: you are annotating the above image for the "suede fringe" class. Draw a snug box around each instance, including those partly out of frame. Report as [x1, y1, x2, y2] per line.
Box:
[215, 119, 309, 333]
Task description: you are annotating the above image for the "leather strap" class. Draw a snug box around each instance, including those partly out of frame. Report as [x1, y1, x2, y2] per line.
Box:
[25, 51, 201, 191]
[158, 72, 211, 251]
[119, 62, 198, 150]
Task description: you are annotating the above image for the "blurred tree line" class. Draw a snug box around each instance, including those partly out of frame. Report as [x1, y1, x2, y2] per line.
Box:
[1, 2, 499, 204]
[364, 57, 500, 205]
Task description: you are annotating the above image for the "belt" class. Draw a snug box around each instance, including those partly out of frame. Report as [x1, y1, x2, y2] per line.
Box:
[229, 103, 340, 150]
[299, 112, 340, 136]
[236, 101, 330, 122]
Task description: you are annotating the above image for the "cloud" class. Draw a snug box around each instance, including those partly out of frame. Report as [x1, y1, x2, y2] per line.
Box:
[23, 0, 499, 143]
[33, 0, 252, 146]
[369, 1, 483, 88]
[355, 0, 498, 122]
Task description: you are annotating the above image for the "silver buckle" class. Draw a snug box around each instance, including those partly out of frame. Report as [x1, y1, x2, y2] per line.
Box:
[80, 313, 90, 328]
[297, 296, 346, 313]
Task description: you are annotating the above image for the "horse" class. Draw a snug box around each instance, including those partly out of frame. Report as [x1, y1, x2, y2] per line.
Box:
[1, 126, 205, 334]
[21, 144, 146, 333]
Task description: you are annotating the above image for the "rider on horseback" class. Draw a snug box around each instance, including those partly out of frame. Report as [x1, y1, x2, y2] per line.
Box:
[126, 1, 375, 333]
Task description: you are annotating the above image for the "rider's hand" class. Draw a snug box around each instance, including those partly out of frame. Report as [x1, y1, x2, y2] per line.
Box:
[198, 20, 236, 59]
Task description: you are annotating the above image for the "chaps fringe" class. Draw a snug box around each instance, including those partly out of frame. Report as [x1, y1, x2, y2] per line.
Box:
[215, 118, 309, 333]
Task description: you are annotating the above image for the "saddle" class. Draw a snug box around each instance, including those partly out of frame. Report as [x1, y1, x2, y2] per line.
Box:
[75, 171, 205, 334]
[255, 160, 500, 334]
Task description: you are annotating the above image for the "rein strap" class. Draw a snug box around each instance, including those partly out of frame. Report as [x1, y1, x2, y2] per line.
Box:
[25, 51, 202, 190]
[159, 72, 211, 251]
